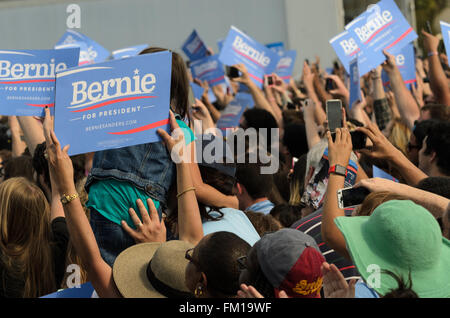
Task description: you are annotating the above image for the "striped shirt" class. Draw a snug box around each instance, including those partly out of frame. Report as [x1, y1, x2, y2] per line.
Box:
[291, 208, 361, 283]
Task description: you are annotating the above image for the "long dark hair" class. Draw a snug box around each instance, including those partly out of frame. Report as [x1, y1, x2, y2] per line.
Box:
[139, 47, 190, 121]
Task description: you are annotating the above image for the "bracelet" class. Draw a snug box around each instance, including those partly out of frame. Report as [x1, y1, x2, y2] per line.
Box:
[427, 51, 438, 57]
[176, 187, 196, 198]
[61, 193, 79, 205]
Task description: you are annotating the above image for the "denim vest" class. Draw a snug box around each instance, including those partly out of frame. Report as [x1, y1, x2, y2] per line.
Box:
[85, 114, 181, 208]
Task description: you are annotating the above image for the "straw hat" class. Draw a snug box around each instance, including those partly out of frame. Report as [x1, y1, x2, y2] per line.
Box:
[112, 240, 194, 298]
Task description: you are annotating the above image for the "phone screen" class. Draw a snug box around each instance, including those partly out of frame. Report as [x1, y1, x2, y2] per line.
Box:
[325, 78, 334, 91]
[268, 76, 274, 86]
[339, 187, 370, 208]
[326, 100, 343, 133]
[350, 130, 367, 150]
[226, 66, 239, 78]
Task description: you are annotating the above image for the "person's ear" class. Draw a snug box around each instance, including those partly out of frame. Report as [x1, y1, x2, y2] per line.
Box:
[429, 151, 437, 163]
[236, 182, 243, 195]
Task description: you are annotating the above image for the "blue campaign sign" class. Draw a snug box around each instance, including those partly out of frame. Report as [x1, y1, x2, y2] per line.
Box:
[348, 57, 361, 110]
[274, 50, 297, 83]
[216, 92, 254, 132]
[112, 44, 148, 60]
[55, 41, 93, 66]
[218, 26, 281, 89]
[54, 51, 172, 156]
[56, 29, 110, 64]
[345, 0, 417, 75]
[182, 30, 208, 62]
[329, 30, 362, 74]
[41, 282, 96, 298]
[373, 165, 398, 182]
[266, 42, 285, 54]
[381, 42, 416, 90]
[440, 21, 450, 60]
[190, 54, 226, 87]
[217, 38, 225, 52]
[190, 81, 204, 100]
[0, 48, 80, 116]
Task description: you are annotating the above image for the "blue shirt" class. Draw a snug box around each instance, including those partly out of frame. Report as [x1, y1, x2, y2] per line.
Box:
[355, 280, 380, 298]
[245, 199, 275, 215]
[202, 207, 261, 246]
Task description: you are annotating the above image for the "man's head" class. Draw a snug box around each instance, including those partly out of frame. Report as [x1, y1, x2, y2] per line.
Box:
[235, 163, 274, 211]
[407, 120, 440, 166]
[418, 122, 450, 177]
[419, 104, 449, 122]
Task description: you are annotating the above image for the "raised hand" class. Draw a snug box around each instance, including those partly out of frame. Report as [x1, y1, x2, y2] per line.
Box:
[321, 262, 356, 298]
[121, 198, 167, 244]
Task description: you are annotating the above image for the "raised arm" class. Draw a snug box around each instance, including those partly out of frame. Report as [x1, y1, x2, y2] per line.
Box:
[321, 127, 353, 261]
[303, 61, 327, 125]
[382, 50, 420, 130]
[16, 116, 46, 156]
[8, 116, 27, 157]
[356, 122, 428, 186]
[422, 30, 450, 106]
[43, 107, 120, 298]
[157, 111, 204, 245]
[231, 63, 282, 127]
[356, 178, 449, 219]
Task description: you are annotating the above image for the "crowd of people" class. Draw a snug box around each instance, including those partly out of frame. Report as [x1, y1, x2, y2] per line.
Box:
[0, 25, 449, 299]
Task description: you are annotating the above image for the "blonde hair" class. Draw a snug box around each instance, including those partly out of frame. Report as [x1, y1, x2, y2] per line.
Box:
[388, 118, 411, 156]
[0, 177, 56, 297]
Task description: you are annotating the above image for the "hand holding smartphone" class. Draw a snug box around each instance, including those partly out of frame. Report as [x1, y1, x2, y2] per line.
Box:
[337, 186, 370, 209]
[226, 66, 240, 79]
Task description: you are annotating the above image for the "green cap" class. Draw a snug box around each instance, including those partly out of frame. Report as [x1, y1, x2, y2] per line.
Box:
[335, 200, 450, 298]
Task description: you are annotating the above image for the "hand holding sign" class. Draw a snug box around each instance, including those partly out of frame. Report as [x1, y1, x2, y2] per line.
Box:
[157, 110, 187, 164]
[43, 107, 74, 195]
[381, 49, 397, 74]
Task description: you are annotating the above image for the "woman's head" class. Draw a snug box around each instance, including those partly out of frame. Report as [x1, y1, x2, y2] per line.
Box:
[354, 191, 409, 216]
[139, 47, 189, 120]
[185, 232, 251, 298]
[288, 154, 307, 207]
[388, 118, 411, 156]
[0, 177, 55, 297]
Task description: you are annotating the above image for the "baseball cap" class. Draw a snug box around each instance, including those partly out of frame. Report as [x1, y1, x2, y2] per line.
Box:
[255, 228, 326, 298]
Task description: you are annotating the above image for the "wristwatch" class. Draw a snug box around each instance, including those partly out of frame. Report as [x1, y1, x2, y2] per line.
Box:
[328, 164, 347, 177]
[61, 193, 79, 205]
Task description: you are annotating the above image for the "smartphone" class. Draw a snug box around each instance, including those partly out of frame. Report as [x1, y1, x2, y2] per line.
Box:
[350, 130, 367, 150]
[305, 59, 310, 65]
[325, 78, 334, 91]
[226, 66, 240, 79]
[265, 75, 274, 87]
[326, 99, 343, 133]
[426, 20, 432, 34]
[337, 186, 371, 209]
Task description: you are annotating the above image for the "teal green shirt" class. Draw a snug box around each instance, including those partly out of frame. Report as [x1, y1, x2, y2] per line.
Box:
[86, 119, 195, 229]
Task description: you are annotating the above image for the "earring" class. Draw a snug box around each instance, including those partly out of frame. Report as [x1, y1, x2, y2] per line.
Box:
[194, 285, 203, 297]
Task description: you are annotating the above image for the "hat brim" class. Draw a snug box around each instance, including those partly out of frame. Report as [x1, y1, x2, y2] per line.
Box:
[113, 242, 165, 298]
[335, 216, 450, 298]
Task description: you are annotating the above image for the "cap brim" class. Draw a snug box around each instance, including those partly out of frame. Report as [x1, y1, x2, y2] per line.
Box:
[113, 242, 165, 298]
[335, 216, 450, 298]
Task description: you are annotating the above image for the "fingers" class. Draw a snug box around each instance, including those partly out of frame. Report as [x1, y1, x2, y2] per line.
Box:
[168, 110, 180, 131]
[121, 220, 138, 239]
[127, 207, 143, 229]
[136, 198, 151, 224]
[355, 126, 377, 143]
[146, 198, 159, 223]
